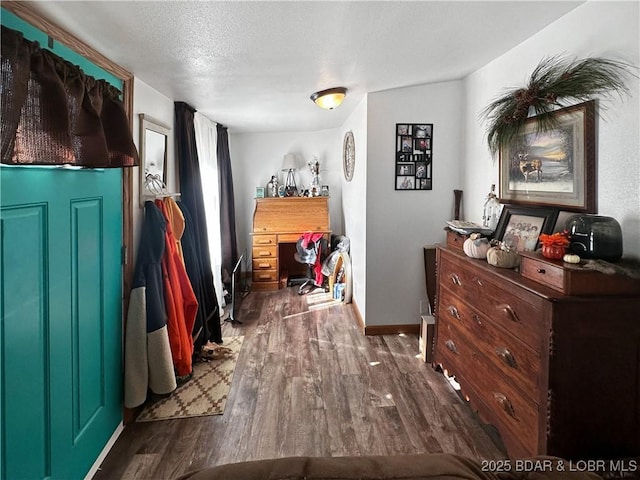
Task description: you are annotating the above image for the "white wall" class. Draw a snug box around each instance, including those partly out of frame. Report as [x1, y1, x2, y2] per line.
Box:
[129, 0, 639, 332]
[365, 80, 464, 326]
[463, 1, 640, 257]
[229, 129, 344, 258]
[339, 97, 368, 316]
[132, 77, 175, 262]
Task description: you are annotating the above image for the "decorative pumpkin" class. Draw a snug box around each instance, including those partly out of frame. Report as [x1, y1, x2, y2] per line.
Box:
[463, 234, 490, 259]
[563, 253, 581, 264]
[486, 246, 520, 269]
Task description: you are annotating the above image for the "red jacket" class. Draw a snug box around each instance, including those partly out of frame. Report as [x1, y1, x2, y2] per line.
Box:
[156, 199, 198, 376]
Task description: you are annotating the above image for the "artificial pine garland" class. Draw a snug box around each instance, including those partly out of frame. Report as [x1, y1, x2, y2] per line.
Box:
[481, 55, 636, 157]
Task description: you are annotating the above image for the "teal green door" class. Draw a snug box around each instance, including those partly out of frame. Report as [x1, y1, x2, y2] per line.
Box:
[1, 166, 123, 479]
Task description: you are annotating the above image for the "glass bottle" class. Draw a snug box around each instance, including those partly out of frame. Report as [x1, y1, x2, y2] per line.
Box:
[482, 184, 501, 230]
[266, 175, 278, 198]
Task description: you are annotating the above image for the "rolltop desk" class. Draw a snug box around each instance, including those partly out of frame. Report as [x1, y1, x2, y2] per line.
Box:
[251, 197, 330, 291]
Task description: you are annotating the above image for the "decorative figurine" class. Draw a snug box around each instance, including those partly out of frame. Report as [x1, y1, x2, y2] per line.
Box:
[267, 175, 278, 198]
[308, 157, 320, 196]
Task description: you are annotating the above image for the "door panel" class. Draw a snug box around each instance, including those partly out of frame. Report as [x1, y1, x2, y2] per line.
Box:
[1, 166, 122, 480]
[1, 204, 51, 479]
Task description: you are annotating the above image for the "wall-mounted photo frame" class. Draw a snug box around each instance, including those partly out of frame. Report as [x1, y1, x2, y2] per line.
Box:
[498, 100, 595, 212]
[139, 113, 170, 205]
[395, 123, 433, 190]
[493, 205, 559, 252]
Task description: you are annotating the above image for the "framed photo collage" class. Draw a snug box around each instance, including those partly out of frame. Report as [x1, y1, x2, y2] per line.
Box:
[395, 123, 433, 190]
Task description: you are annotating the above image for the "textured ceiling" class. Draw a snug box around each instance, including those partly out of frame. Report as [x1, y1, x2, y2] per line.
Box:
[26, 1, 583, 133]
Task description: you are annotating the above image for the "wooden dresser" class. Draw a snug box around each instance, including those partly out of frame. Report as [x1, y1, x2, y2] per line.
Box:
[434, 245, 640, 460]
[252, 197, 330, 291]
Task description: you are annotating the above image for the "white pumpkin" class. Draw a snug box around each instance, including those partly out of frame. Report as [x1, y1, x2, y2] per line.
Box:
[563, 253, 581, 264]
[463, 234, 490, 259]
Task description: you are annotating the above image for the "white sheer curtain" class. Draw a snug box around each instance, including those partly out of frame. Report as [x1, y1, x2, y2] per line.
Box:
[193, 112, 225, 310]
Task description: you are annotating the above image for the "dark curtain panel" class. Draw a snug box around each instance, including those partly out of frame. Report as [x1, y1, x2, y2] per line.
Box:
[0, 26, 138, 167]
[174, 102, 221, 346]
[216, 124, 238, 281]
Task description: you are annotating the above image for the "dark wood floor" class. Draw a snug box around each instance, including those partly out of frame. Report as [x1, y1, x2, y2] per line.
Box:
[94, 287, 506, 479]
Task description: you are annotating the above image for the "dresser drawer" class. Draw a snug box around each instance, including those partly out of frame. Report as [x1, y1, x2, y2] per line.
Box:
[253, 234, 277, 246]
[434, 315, 474, 378]
[435, 316, 539, 456]
[446, 230, 468, 251]
[438, 251, 546, 351]
[520, 254, 565, 292]
[520, 250, 640, 296]
[438, 288, 541, 404]
[252, 245, 277, 259]
[457, 364, 540, 458]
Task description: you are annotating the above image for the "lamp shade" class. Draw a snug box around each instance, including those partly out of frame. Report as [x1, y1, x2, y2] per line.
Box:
[282, 153, 297, 172]
[310, 87, 347, 110]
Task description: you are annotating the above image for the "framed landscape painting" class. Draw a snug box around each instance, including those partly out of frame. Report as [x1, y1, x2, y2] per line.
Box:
[498, 100, 595, 213]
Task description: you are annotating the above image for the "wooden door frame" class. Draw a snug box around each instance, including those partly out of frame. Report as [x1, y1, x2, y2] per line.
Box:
[3, 0, 136, 417]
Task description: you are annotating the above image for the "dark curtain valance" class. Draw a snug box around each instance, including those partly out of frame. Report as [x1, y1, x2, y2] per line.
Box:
[1, 26, 138, 167]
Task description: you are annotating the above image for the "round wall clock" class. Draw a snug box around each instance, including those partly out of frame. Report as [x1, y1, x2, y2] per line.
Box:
[343, 131, 355, 181]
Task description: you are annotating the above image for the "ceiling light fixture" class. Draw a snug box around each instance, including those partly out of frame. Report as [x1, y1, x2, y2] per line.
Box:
[310, 87, 347, 110]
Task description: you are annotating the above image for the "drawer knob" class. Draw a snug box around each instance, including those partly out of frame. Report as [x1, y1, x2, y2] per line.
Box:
[258, 239, 272, 244]
[473, 314, 482, 326]
[537, 268, 546, 274]
[258, 274, 271, 280]
[258, 251, 271, 257]
[497, 304, 520, 323]
[493, 392, 517, 419]
[496, 347, 518, 368]
[258, 263, 270, 269]
[445, 340, 458, 354]
[450, 274, 462, 286]
[447, 306, 461, 320]
[474, 277, 483, 286]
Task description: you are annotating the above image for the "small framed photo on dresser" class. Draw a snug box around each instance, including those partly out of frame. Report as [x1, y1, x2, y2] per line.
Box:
[255, 186, 265, 198]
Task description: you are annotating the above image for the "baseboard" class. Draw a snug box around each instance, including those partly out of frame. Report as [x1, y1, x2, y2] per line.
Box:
[350, 298, 365, 334]
[349, 298, 420, 336]
[84, 421, 124, 480]
[364, 323, 420, 336]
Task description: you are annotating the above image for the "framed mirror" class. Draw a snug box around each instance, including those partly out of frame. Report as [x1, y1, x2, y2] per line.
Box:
[139, 113, 170, 204]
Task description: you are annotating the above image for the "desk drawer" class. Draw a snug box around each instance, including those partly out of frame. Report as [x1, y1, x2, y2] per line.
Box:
[252, 258, 277, 271]
[253, 246, 277, 258]
[253, 234, 277, 246]
[252, 270, 278, 283]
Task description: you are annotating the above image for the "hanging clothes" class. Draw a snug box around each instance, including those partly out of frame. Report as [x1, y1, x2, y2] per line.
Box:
[124, 201, 176, 408]
[163, 196, 186, 264]
[156, 199, 199, 377]
[299, 232, 325, 286]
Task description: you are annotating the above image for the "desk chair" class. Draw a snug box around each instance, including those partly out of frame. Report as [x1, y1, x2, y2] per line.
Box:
[294, 234, 327, 295]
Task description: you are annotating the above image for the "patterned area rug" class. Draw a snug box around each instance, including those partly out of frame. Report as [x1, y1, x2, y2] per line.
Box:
[136, 336, 244, 422]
